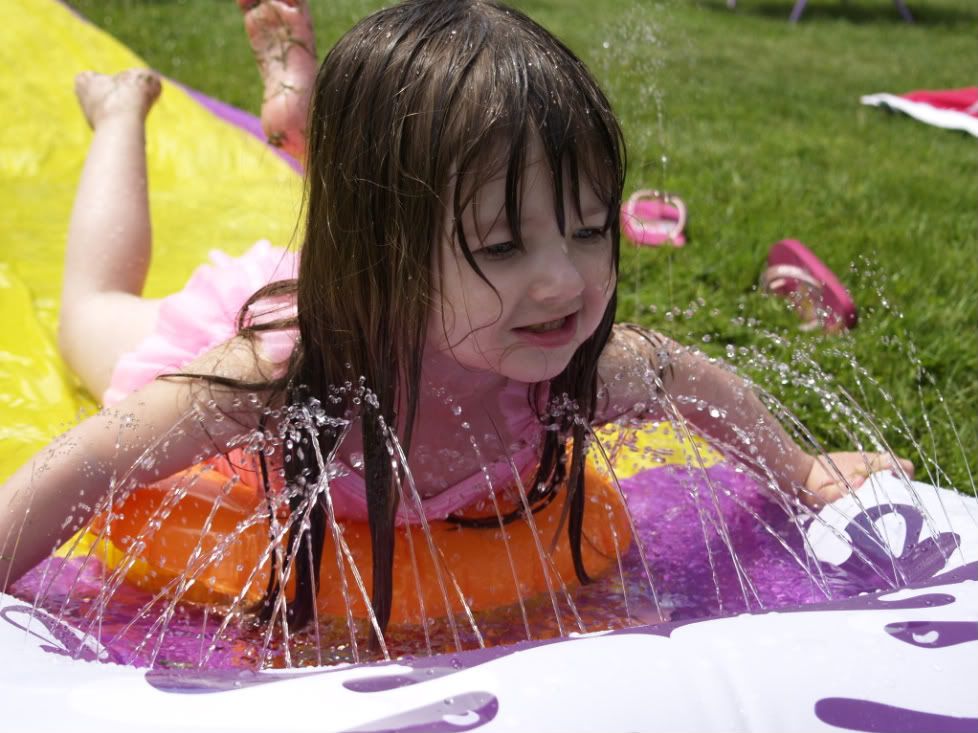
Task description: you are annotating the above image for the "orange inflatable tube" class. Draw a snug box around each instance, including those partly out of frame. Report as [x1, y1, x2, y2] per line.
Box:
[87, 457, 632, 625]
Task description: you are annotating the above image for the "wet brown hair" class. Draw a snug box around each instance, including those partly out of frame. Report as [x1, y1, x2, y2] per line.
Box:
[232, 0, 625, 639]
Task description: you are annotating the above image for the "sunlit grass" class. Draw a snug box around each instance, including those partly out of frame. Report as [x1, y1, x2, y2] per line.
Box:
[68, 0, 977, 489]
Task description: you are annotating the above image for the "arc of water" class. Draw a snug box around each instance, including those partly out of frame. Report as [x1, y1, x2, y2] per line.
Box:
[2, 457, 44, 623]
[106, 468, 257, 665]
[762, 334, 956, 572]
[531, 483, 588, 635]
[427, 539, 486, 648]
[830, 289, 971, 515]
[657, 386, 765, 612]
[198, 605, 210, 667]
[682, 456, 729, 614]
[793, 355, 956, 571]
[307, 418, 377, 663]
[189, 431, 392, 667]
[755, 392, 904, 588]
[253, 428, 304, 669]
[716, 443, 836, 599]
[55, 408, 264, 655]
[781, 384, 951, 587]
[303, 537, 323, 667]
[251, 487, 291, 668]
[583, 428, 663, 619]
[76, 470, 202, 657]
[934, 392, 977, 498]
[604, 503, 632, 623]
[120, 502, 269, 665]
[735, 359, 909, 588]
[22, 414, 196, 645]
[145, 472, 245, 667]
[808, 347, 947, 535]
[480, 415, 569, 639]
[197, 507, 302, 666]
[829, 321, 974, 501]
[390, 468, 433, 655]
[696, 447, 836, 601]
[188, 482, 385, 668]
[384, 429, 470, 653]
[840, 354, 973, 561]
[462, 429, 532, 642]
[250, 407, 395, 665]
[934, 398, 978, 537]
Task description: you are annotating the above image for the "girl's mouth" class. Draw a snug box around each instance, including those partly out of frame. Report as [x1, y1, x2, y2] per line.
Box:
[513, 312, 578, 346]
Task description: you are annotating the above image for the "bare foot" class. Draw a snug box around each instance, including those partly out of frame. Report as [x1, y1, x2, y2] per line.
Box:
[73, 70, 163, 129]
[238, 0, 317, 161]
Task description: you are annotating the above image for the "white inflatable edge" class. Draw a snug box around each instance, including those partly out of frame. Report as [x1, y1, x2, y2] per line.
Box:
[861, 92, 978, 137]
[0, 474, 975, 733]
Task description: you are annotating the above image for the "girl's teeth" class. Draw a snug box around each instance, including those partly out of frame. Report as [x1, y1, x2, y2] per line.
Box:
[525, 317, 564, 333]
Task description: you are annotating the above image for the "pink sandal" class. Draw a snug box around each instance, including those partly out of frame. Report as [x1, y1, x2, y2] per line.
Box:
[760, 239, 858, 332]
[621, 190, 687, 247]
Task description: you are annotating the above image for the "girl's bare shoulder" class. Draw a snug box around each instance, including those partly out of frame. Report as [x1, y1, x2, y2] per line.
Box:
[594, 323, 678, 423]
[170, 333, 291, 424]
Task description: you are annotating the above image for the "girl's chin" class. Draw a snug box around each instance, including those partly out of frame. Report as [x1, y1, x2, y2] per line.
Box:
[422, 339, 580, 386]
[493, 348, 577, 384]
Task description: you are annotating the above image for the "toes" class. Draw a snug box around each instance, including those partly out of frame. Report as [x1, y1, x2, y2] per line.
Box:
[73, 70, 96, 92]
[121, 69, 163, 98]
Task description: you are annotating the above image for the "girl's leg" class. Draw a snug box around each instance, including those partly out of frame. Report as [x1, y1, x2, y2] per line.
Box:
[59, 70, 163, 400]
[238, 0, 317, 163]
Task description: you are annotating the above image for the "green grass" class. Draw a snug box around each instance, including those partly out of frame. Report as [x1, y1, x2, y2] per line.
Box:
[68, 0, 977, 491]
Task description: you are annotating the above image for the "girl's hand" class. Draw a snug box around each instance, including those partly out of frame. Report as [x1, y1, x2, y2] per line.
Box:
[801, 451, 915, 508]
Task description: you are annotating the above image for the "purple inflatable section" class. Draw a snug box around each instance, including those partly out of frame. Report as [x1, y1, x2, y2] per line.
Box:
[178, 84, 302, 174]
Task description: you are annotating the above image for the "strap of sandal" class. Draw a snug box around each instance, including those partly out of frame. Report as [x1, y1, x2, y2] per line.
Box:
[759, 263, 823, 292]
[624, 189, 687, 245]
[760, 264, 824, 331]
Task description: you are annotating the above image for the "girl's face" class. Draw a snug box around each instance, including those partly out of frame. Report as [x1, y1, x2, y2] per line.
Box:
[427, 138, 616, 385]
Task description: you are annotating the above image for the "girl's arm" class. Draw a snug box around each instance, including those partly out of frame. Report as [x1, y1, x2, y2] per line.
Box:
[0, 337, 277, 586]
[596, 324, 914, 504]
[596, 324, 815, 496]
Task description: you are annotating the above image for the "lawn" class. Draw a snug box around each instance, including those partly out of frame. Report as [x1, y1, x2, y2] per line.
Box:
[66, 0, 978, 491]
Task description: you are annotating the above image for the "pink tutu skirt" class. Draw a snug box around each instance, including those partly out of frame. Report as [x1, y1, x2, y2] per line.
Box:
[103, 240, 298, 406]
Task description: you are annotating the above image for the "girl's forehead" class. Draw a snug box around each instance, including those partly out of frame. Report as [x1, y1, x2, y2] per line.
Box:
[461, 134, 597, 202]
[460, 175, 606, 240]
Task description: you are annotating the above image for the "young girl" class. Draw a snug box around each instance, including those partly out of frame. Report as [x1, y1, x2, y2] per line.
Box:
[0, 0, 910, 637]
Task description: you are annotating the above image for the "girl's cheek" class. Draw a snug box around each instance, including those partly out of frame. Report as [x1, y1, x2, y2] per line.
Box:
[580, 255, 616, 296]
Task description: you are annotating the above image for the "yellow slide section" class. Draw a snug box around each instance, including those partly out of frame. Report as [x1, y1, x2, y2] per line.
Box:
[0, 0, 721, 490]
[0, 0, 302, 482]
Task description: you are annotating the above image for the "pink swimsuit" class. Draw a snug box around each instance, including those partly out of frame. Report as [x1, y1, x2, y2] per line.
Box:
[104, 241, 543, 525]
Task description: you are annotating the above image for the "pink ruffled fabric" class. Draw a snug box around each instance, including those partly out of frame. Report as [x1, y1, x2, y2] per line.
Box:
[102, 240, 298, 406]
[103, 242, 546, 523]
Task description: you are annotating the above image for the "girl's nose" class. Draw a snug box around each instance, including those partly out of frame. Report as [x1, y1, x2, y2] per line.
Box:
[528, 242, 586, 303]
